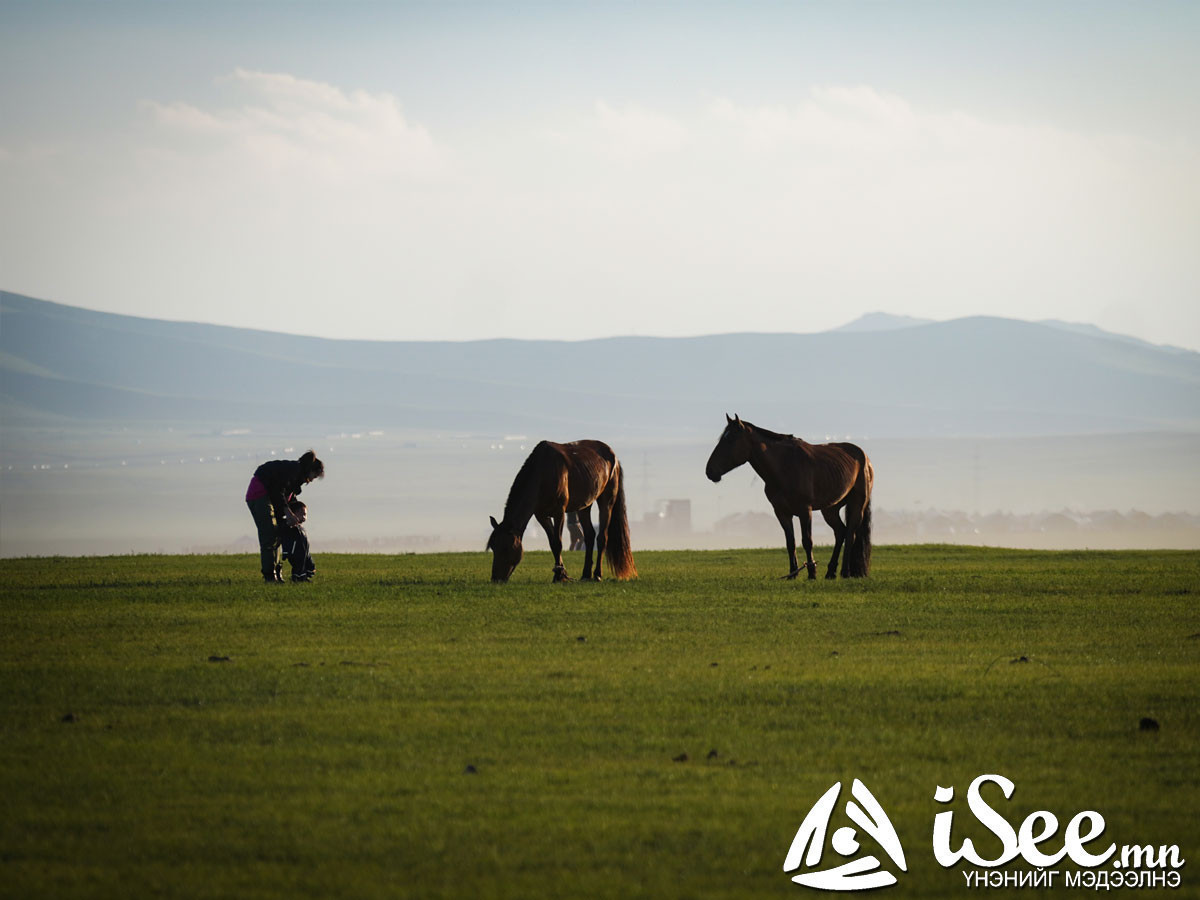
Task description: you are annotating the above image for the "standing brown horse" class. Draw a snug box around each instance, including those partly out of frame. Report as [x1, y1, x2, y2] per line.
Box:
[488, 440, 637, 583]
[705, 415, 873, 579]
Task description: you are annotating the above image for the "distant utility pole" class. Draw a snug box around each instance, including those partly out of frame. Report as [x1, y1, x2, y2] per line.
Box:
[642, 450, 650, 518]
[972, 443, 981, 517]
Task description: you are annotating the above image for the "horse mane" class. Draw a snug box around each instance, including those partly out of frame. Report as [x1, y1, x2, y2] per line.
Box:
[741, 420, 794, 442]
[502, 441, 550, 523]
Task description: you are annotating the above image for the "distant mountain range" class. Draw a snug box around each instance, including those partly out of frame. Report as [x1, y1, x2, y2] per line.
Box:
[2, 291, 1198, 437]
[837, 310, 1191, 355]
[831, 312, 933, 332]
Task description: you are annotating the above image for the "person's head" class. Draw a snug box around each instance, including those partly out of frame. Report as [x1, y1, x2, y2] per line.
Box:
[299, 450, 324, 484]
[289, 499, 307, 524]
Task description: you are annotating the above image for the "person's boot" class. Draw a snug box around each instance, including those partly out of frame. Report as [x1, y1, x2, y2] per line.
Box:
[261, 548, 283, 582]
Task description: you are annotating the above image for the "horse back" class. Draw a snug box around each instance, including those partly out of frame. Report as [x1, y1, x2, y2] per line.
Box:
[540, 440, 618, 511]
[827, 441, 869, 468]
[792, 440, 869, 508]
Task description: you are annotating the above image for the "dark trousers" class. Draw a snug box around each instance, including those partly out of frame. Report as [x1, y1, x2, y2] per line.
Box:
[280, 525, 314, 576]
[246, 497, 280, 579]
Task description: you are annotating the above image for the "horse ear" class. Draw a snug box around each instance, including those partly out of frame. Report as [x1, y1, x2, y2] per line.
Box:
[734, 414, 743, 428]
[725, 413, 733, 424]
[490, 516, 499, 529]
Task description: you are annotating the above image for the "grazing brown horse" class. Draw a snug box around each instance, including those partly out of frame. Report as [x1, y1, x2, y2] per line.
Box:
[488, 440, 637, 583]
[705, 415, 873, 579]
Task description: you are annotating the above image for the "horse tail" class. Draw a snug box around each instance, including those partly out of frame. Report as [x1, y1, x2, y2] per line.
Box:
[846, 458, 873, 577]
[847, 499, 872, 577]
[605, 463, 638, 580]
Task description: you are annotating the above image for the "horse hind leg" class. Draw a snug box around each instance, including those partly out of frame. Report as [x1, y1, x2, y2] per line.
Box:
[821, 507, 846, 579]
[576, 506, 597, 580]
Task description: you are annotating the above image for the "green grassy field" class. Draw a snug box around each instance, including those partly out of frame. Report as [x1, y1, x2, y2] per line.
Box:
[1, 547, 1197, 899]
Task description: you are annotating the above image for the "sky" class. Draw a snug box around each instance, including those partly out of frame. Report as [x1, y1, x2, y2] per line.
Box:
[2, 1, 1198, 349]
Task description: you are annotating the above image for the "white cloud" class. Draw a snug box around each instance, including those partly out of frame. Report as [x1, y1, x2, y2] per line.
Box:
[547, 100, 689, 162]
[2, 76, 1196, 348]
[708, 86, 923, 155]
[141, 68, 442, 182]
[496, 87, 1199, 340]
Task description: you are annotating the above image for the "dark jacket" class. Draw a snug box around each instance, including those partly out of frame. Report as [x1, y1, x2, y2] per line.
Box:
[252, 459, 306, 517]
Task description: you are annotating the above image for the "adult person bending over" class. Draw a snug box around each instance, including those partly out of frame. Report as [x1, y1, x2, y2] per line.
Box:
[245, 450, 325, 583]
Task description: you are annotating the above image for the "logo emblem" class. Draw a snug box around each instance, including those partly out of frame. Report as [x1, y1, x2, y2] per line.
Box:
[784, 779, 908, 891]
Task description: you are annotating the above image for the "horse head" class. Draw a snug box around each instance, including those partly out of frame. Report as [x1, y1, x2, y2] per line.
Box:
[487, 515, 523, 582]
[705, 414, 750, 483]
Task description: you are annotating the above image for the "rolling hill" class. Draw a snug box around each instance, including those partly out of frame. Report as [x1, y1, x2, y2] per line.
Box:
[2, 291, 1198, 438]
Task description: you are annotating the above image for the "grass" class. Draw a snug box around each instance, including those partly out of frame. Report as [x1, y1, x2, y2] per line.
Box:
[1, 546, 1197, 899]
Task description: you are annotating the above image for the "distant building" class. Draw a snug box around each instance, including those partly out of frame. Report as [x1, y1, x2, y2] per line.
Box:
[642, 499, 692, 535]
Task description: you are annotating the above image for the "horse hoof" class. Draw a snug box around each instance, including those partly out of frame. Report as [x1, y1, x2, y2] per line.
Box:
[825, 571, 838, 580]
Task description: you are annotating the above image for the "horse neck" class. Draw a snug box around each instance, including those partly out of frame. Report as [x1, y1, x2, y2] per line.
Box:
[744, 437, 773, 483]
[501, 454, 542, 533]
[743, 426, 790, 486]
[502, 490, 537, 534]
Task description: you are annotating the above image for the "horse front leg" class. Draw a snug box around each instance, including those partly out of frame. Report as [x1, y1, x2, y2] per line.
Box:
[537, 513, 571, 582]
[774, 508, 801, 579]
[798, 507, 817, 580]
[576, 506, 597, 580]
[821, 507, 846, 580]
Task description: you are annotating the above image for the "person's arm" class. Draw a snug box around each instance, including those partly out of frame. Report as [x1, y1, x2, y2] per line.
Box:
[278, 502, 298, 527]
[260, 461, 300, 526]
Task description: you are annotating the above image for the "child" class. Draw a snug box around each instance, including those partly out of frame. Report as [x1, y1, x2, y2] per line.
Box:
[278, 498, 316, 583]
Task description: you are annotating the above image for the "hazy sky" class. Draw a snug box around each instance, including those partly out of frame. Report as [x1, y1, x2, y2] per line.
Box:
[2, 1, 1198, 348]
